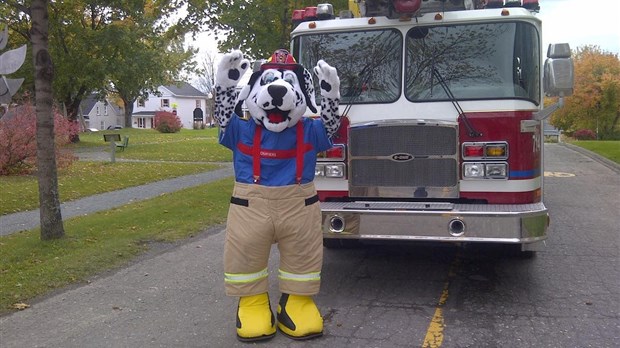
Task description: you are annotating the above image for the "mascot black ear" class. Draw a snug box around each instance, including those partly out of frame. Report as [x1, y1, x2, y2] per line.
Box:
[294, 65, 318, 114]
[238, 70, 262, 102]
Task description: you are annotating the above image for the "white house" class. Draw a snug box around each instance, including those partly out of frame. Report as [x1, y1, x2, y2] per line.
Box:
[132, 82, 209, 129]
[79, 95, 124, 130]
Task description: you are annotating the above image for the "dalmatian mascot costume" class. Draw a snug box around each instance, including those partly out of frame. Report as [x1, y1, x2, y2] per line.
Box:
[214, 49, 340, 342]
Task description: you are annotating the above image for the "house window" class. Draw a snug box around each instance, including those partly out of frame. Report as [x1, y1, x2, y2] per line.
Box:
[100, 121, 105, 130]
[161, 99, 170, 108]
[104, 105, 108, 115]
[137, 117, 146, 129]
[96, 106, 100, 115]
[138, 99, 145, 107]
[196, 100, 201, 108]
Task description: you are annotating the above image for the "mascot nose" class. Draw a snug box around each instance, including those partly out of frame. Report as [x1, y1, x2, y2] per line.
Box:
[267, 84, 287, 107]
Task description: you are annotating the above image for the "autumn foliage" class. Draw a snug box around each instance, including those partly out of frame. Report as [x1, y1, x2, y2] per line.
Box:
[550, 45, 620, 139]
[0, 103, 78, 175]
[573, 129, 596, 140]
[154, 111, 183, 133]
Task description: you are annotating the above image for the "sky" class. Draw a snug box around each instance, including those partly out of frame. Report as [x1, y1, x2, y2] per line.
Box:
[537, 0, 620, 55]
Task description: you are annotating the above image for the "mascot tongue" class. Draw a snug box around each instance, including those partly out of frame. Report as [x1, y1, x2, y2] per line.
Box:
[267, 111, 286, 123]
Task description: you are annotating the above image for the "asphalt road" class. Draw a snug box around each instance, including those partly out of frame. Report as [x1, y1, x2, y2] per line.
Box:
[0, 143, 618, 347]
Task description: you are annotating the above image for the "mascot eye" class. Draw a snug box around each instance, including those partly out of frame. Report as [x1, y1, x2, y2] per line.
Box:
[261, 72, 276, 85]
[283, 72, 296, 85]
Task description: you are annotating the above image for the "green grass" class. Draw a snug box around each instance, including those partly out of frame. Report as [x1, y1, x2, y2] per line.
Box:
[0, 161, 219, 215]
[0, 178, 233, 313]
[1, 127, 233, 314]
[68, 127, 219, 148]
[1, 127, 230, 215]
[569, 140, 620, 164]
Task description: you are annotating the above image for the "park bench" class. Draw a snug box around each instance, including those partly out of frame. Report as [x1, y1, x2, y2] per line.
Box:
[103, 133, 129, 151]
[115, 136, 129, 151]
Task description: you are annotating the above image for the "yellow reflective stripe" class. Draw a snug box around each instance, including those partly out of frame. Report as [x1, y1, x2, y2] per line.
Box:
[278, 269, 321, 282]
[224, 268, 268, 283]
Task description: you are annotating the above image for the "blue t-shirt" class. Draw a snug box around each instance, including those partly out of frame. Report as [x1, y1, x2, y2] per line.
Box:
[220, 114, 333, 186]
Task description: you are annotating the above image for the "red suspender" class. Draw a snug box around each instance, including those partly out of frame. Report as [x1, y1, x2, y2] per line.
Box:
[296, 122, 303, 184]
[252, 126, 262, 183]
[250, 122, 305, 184]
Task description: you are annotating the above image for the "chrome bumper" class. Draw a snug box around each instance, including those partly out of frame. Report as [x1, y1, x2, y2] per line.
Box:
[321, 201, 549, 244]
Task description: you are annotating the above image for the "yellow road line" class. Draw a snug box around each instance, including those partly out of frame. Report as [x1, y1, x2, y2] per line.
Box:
[422, 253, 461, 348]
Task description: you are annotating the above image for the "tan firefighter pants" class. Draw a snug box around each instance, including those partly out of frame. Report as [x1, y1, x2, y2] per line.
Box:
[223, 182, 323, 297]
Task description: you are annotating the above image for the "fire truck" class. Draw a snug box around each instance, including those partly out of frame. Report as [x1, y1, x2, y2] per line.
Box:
[290, 0, 574, 253]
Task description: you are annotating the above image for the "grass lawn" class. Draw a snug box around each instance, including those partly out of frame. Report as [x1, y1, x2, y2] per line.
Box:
[1, 128, 229, 215]
[0, 178, 233, 313]
[569, 140, 620, 164]
[0, 161, 220, 215]
[0, 127, 234, 313]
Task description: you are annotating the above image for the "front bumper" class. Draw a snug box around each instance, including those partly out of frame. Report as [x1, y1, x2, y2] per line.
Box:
[321, 201, 549, 244]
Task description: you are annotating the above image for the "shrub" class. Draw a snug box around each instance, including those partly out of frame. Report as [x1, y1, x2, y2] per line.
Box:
[154, 111, 182, 133]
[0, 103, 78, 175]
[573, 129, 596, 140]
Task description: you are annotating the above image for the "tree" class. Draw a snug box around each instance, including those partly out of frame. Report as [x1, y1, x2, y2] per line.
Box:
[3, 1, 65, 240]
[182, 0, 348, 60]
[550, 45, 620, 139]
[31, 0, 65, 239]
[3, 0, 195, 132]
[103, 18, 196, 128]
[193, 52, 217, 125]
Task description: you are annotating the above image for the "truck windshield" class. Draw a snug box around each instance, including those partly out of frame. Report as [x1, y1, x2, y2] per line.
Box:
[295, 29, 402, 104]
[405, 22, 540, 104]
[293, 21, 539, 105]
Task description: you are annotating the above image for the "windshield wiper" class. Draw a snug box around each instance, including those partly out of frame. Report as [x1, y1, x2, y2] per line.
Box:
[432, 68, 482, 138]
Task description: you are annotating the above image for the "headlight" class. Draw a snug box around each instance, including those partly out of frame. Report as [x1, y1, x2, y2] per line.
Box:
[463, 163, 485, 178]
[324, 164, 344, 178]
[485, 163, 507, 178]
[315, 164, 325, 176]
[462, 162, 508, 179]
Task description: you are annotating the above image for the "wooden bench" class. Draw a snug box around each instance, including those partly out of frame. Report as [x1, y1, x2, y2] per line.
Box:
[103, 134, 129, 151]
[115, 136, 129, 151]
[103, 133, 121, 142]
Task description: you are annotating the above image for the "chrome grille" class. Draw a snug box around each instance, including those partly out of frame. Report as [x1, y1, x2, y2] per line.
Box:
[348, 122, 459, 198]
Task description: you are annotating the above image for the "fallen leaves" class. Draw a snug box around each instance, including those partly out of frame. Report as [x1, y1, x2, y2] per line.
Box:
[12, 302, 30, 310]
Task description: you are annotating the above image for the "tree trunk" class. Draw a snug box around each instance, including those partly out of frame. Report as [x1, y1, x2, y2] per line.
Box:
[64, 93, 84, 142]
[123, 98, 134, 128]
[31, 0, 65, 240]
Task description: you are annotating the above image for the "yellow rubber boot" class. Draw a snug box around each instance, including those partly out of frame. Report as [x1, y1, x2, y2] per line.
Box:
[236, 293, 276, 342]
[277, 293, 323, 340]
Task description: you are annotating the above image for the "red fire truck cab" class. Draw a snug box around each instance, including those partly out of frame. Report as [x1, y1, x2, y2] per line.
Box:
[290, 0, 574, 252]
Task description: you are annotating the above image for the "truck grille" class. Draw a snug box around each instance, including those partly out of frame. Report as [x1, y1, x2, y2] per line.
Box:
[348, 122, 459, 198]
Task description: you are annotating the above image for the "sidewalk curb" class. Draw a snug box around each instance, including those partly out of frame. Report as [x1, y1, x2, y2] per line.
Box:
[559, 142, 620, 174]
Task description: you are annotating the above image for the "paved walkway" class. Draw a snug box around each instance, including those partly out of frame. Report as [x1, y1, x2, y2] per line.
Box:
[0, 149, 233, 236]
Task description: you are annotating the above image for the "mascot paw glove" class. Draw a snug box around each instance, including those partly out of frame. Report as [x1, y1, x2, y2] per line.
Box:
[216, 50, 250, 89]
[314, 60, 340, 100]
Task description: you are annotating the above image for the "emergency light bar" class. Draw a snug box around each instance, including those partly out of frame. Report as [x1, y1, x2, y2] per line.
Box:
[292, 1, 540, 23]
[486, 0, 539, 11]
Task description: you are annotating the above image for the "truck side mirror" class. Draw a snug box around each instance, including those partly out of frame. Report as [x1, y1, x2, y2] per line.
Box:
[543, 43, 574, 97]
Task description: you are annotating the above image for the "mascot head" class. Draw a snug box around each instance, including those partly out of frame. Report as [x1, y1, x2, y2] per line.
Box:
[238, 49, 318, 133]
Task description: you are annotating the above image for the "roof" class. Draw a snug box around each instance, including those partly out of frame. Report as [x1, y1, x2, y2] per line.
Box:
[161, 82, 207, 98]
[132, 111, 156, 117]
[80, 95, 98, 115]
[79, 94, 122, 116]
